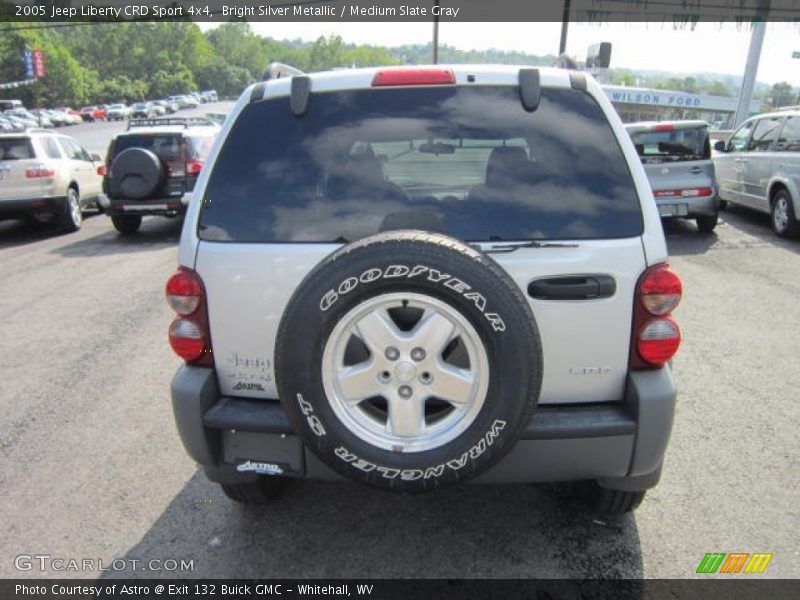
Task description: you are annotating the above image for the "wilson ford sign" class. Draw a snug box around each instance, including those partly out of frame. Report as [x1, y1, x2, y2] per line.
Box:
[602, 85, 760, 113]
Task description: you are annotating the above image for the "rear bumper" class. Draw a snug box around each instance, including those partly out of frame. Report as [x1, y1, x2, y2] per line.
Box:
[100, 193, 191, 216]
[655, 193, 719, 217]
[171, 366, 676, 490]
[0, 195, 66, 217]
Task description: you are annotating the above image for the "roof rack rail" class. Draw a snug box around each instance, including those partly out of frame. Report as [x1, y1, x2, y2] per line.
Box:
[262, 62, 306, 81]
[127, 117, 216, 130]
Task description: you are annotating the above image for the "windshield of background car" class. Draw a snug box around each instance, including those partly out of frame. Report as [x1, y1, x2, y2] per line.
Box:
[112, 133, 182, 162]
[630, 126, 710, 163]
[199, 85, 642, 243]
[0, 138, 35, 160]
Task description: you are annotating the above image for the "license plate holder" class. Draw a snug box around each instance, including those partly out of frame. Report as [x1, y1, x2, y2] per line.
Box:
[658, 203, 688, 217]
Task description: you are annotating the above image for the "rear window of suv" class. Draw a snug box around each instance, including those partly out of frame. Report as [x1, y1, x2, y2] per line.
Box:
[0, 138, 34, 160]
[111, 133, 214, 162]
[199, 85, 642, 243]
[629, 126, 710, 163]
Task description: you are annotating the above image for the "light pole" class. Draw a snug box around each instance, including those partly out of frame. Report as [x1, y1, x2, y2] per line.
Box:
[432, 0, 440, 64]
[733, 21, 767, 128]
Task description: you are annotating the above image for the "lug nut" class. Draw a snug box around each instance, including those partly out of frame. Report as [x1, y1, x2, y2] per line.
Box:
[378, 371, 391, 383]
[419, 372, 432, 384]
[410, 347, 426, 361]
[385, 347, 400, 361]
[398, 385, 413, 398]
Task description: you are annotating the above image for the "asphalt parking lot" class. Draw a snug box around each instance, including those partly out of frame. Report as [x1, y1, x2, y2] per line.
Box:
[0, 115, 798, 580]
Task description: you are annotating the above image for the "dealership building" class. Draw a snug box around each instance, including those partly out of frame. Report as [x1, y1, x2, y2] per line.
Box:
[601, 84, 762, 128]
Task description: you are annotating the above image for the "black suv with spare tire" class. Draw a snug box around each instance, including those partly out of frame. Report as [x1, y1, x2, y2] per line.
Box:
[168, 64, 683, 514]
[98, 118, 219, 234]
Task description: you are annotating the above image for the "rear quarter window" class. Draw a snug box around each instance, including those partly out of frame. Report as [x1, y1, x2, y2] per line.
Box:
[112, 134, 182, 161]
[42, 137, 63, 159]
[200, 85, 642, 243]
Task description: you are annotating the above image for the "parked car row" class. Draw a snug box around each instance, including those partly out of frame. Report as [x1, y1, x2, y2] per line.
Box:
[0, 90, 219, 127]
[626, 111, 800, 239]
[2, 107, 82, 131]
[0, 116, 222, 234]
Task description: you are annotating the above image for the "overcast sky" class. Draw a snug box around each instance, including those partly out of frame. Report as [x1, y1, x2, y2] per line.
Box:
[204, 21, 800, 85]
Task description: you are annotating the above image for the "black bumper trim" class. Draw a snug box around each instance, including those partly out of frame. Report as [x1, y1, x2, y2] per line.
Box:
[203, 398, 635, 440]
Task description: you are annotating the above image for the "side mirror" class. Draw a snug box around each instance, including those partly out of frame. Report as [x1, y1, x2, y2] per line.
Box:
[91, 153, 102, 162]
[713, 140, 727, 152]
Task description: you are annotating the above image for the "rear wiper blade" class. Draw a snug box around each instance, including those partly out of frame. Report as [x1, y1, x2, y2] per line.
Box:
[484, 240, 579, 254]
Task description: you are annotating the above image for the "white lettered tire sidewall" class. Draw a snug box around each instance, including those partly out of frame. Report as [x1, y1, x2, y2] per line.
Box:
[275, 231, 543, 492]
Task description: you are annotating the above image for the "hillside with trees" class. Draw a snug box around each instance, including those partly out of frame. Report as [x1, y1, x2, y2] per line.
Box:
[0, 21, 796, 109]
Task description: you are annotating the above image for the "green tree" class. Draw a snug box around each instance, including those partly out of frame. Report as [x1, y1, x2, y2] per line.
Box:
[703, 81, 732, 97]
[769, 81, 796, 108]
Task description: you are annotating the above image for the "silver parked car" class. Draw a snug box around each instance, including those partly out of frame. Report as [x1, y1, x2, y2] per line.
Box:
[626, 120, 720, 232]
[713, 108, 800, 238]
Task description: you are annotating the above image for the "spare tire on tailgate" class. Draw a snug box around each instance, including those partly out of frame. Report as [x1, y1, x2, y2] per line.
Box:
[275, 230, 543, 492]
[108, 147, 163, 199]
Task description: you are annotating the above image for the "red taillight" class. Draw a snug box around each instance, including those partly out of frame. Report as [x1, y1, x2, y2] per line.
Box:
[97, 165, 107, 176]
[630, 264, 683, 369]
[372, 68, 456, 87]
[653, 187, 713, 198]
[166, 268, 212, 365]
[25, 166, 55, 178]
[169, 319, 207, 362]
[166, 268, 203, 315]
[186, 160, 203, 175]
[653, 124, 674, 131]
[637, 318, 681, 365]
[639, 265, 682, 315]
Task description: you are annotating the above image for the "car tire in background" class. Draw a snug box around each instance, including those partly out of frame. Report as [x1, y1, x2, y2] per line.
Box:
[695, 214, 718, 233]
[770, 189, 800, 239]
[59, 187, 83, 233]
[111, 214, 142, 234]
[275, 230, 543, 493]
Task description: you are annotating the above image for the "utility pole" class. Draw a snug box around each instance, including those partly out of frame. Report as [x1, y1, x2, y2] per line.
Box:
[432, 0, 440, 64]
[559, 0, 571, 54]
[733, 21, 766, 128]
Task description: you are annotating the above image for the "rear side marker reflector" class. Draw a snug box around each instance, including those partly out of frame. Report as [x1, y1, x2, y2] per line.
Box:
[372, 68, 456, 87]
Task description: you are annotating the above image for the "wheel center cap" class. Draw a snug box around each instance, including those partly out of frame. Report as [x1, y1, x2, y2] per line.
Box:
[394, 361, 417, 383]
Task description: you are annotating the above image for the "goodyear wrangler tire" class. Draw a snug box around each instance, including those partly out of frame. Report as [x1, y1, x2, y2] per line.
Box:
[275, 231, 542, 492]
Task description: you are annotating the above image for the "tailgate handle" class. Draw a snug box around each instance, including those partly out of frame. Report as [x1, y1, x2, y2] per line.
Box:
[690, 166, 702, 174]
[528, 275, 616, 301]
